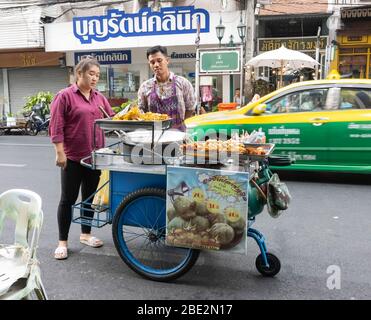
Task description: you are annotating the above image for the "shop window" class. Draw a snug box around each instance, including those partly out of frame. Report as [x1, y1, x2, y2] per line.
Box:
[257, 66, 270, 81]
[339, 48, 353, 54]
[96, 66, 109, 97]
[354, 48, 367, 54]
[112, 69, 138, 99]
[339, 55, 367, 78]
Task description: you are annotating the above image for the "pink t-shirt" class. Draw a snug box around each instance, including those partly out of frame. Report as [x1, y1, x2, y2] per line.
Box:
[49, 84, 114, 162]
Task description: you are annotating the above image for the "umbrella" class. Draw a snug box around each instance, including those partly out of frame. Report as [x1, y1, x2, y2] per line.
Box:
[246, 45, 320, 87]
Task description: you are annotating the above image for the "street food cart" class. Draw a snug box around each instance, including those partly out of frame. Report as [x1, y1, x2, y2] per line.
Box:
[76, 111, 290, 282]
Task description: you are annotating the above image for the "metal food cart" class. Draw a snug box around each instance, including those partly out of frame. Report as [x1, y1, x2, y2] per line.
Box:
[75, 119, 289, 282]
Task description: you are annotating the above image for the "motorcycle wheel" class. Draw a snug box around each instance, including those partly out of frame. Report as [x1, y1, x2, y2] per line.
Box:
[25, 121, 38, 136]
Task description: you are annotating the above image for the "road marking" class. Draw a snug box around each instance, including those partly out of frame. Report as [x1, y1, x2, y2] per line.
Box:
[0, 143, 51, 147]
[0, 163, 26, 167]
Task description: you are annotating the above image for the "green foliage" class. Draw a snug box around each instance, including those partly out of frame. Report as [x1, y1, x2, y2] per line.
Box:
[22, 91, 54, 114]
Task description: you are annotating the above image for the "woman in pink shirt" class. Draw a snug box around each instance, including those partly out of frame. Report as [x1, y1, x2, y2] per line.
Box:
[49, 56, 114, 260]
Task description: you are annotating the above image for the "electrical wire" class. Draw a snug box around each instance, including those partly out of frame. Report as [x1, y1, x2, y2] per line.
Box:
[0, 0, 127, 11]
[49, 0, 134, 22]
[0, 0, 366, 10]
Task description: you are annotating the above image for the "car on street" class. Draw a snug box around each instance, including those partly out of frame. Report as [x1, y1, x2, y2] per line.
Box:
[185, 79, 371, 174]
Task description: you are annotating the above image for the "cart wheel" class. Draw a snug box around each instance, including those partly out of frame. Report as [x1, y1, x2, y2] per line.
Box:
[255, 252, 281, 277]
[25, 121, 38, 136]
[112, 188, 200, 282]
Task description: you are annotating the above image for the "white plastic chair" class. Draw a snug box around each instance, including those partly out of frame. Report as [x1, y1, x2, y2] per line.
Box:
[0, 189, 48, 300]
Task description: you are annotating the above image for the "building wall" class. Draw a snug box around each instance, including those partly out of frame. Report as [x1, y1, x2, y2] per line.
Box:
[0, 6, 44, 50]
[334, 5, 371, 78]
[260, 0, 328, 16]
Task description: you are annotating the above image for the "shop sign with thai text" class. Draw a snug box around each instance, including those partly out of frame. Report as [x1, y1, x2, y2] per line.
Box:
[73, 6, 209, 44]
[258, 37, 328, 53]
[74, 50, 131, 65]
[200, 50, 240, 73]
[170, 52, 196, 59]
[0, 52, 63, 68]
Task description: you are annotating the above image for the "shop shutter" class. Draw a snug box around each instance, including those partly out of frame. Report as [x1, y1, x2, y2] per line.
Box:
[8, 67, 68, 115]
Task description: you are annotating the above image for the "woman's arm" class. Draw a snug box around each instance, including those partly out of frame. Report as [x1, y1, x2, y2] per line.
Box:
[54, 142, 67, 169]
[49, 91, 67, 169]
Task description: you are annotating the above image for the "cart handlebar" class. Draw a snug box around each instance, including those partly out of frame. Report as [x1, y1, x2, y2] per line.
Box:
[80, 155, 94, 169]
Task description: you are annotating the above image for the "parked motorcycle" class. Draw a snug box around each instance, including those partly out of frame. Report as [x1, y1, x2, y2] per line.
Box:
[25, 103, 50, 136]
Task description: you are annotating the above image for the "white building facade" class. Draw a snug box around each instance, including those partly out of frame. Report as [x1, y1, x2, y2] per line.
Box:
[44, 0, 249, 106]
[0, 4, 68, 116]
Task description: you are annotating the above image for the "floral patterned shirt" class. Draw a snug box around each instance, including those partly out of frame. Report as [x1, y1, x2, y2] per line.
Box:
[138, 72, 196, 120]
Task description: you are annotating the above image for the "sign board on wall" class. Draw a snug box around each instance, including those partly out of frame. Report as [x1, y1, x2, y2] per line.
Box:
[200, 50, 240, 73]
[74, 50, 131, 65]
[0, 51, 63, 68]
[258, 36, 328, 53]
[73, 6, 209, 44]
[45, 7, 242, 51]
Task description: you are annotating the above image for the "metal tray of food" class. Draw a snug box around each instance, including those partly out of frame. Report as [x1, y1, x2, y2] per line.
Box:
[241, 143, 275, 161]
[95, 118, 172, 131]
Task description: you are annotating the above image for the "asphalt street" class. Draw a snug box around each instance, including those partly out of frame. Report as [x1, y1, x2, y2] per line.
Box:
[0, 135, 370, 300]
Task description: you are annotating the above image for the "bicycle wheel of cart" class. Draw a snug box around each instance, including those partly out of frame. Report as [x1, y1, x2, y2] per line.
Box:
[255, 252, 281, 277]
[112, 188, 200, 282]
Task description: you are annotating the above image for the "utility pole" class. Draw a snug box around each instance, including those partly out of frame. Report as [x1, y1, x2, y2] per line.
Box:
[244, 0, 257, 102]
[315, 26, 321, 80]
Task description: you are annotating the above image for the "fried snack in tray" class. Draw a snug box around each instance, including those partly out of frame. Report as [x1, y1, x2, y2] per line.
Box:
[112, 105, 169, 121]
[181, 139, 267, 156]
[181, 139, 248, 155]
[244, 146, 266, 155]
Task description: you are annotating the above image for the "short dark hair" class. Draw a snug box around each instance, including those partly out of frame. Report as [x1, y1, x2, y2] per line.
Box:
[146, 45, 168, 59]
[235, 88, 240, 91]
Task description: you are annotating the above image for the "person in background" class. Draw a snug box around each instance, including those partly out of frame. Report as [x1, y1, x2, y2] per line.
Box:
[300, 95, 314, 111]
[49, 56, 114, 260]
[233, 88, 241, 106]
[138, 45, 196, 131]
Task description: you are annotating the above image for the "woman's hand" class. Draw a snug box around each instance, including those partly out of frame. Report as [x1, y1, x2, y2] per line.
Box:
[56, 150, 67, 169]
[54, 142, 66, 169]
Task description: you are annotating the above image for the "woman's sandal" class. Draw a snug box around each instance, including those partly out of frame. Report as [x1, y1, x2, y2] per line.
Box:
[54, 246, 68, 260]
[80, 236, 103, 248]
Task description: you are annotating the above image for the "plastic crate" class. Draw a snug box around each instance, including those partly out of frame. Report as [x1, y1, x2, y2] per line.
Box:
[217, 102, 239, 111]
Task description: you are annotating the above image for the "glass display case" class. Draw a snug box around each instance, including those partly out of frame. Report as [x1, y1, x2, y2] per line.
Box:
[112, 68, 139, 100]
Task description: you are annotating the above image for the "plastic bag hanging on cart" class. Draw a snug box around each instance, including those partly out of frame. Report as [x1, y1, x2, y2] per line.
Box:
[92, 170, 109, 209]
[267, 173, 291, 218]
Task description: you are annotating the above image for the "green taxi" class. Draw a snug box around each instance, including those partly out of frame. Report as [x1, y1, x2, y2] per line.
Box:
[185, 79, 371, 174]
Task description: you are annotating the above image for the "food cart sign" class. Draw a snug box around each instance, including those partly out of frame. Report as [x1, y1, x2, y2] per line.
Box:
[200, 50, 240, 73]
[166, 166, 249, 255]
